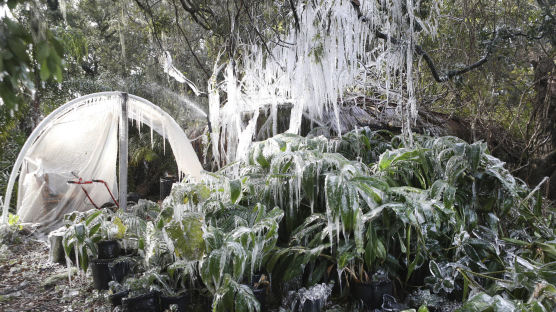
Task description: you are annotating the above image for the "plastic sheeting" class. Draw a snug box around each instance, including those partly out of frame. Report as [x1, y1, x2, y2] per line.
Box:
[2, 92, 203, 232]
[17, 98, 119, 228]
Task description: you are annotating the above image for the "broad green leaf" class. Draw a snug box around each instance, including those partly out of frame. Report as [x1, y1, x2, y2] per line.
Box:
[75, 224, 86, 243]
[37, 42, 50, 63]
[85, 210, 102, 226]
[39, 59, 50, 81]
[230, 179, 242, 204]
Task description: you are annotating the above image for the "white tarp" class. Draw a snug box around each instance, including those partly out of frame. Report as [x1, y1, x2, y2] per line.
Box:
[17, 99, 119, 227]
[3, 92, 203, 232]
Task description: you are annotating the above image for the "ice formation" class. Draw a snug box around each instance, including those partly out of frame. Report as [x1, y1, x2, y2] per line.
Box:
[203, 0, 439, 165]
[162, 51, 203, 96]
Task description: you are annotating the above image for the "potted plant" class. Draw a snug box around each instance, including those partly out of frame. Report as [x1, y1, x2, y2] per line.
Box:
[155, 268, 192, 312]
[62, 209, 104, 273]
[108, 280, 130, 307]
[95, 211, 127, 259]
[90, 211, 130, 289]
[199, 204, 282, 312]
[121, 272, 162, 312]
[160, 211, 206, 311]
[62, 208, 136, 289]
[285, 283, 332, 312]
[250, 273, 270, 310]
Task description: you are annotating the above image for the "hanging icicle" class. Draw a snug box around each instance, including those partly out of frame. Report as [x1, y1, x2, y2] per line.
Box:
[205, 0, 438, 164]
[159, 0, 439, 166]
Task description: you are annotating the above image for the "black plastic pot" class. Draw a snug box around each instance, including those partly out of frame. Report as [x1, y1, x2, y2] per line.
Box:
[188, 289, 212, 312]
[351, 278, 393, 309]
[97, 240, 121, 259]
[382, 294, 409, 311]
[372, 277, 393, 307]
[301, 298, 324, 312]
[252, 288, 266, 310]
[127, 192, 140, 204]
[160, 177, 177, 200]
[109, 259, 133, 283]
[408, 260, 430, 287]
[109, 290, 129, 306]
[351, 282, 374, 307]
[160, 292, 189, 312]
[289, 297, 324, 312]
[122, 291, 160, 312]
[91, 258, 113, 290]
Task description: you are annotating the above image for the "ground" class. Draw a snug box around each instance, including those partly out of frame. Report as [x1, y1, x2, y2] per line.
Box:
[0, 230, 110, 312]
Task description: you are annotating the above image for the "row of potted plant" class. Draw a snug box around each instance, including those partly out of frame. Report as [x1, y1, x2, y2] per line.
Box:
[59, 127, 556, 311]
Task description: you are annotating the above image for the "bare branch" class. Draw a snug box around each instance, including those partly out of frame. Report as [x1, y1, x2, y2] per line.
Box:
[171, 0, 210, 77]
[351, 2, 546, 83]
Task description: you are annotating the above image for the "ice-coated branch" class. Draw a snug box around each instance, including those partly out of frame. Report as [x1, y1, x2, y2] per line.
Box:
[289, 0, 301, 32]
[162, 51, 203, 96]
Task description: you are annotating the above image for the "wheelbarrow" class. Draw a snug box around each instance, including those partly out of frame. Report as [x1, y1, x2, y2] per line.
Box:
[67, 175, 120, 210]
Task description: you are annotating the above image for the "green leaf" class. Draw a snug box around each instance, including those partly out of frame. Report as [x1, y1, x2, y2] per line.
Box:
[85, 238, 97, 258]
[54, 62, 63, 82]
[456, 293, 493, 312]
[89, 223, 101, 236]
[337, 251, 355, 269]
[255, 150, 270, 169]
[418, 306, 429, 312]
[37, 42, 50, 63]
[80, 245, 89, 272]
[164, 213, 205, 261]
[85, 210, 102, 226]
[230, 179, 242, 204]
[377, 148, 424, 171]
[50, 37, 65, 56]
[75, 224, 86, 243]
[7, 0, 21, 10]
[7, 38, 28, 63]
[39, 59, 50, 81]
[466, 143, 483, 173]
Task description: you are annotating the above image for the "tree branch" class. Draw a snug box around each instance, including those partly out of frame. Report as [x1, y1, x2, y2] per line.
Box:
[375, 30, 493, 82]
[289, 0, 300, 32]
[171, 0, 210, 78]
[177, 0, 212, 31]
[351, 1, 542, 83]
[133, 0, 164, 50]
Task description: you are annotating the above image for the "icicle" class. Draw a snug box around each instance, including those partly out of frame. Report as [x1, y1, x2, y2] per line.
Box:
[74, 243, 79, 278]
[162, 125, 166, 155]
[150, 124, 154, 150]
[161, 51, 202, 96]
[59, 0, 67, 22]
[66, 255, 72, 285]
[197, 0, 438, 162]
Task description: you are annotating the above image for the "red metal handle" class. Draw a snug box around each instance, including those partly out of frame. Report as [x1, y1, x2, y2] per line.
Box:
[91, 179, 120, 210]
[67, 176, 119, 210]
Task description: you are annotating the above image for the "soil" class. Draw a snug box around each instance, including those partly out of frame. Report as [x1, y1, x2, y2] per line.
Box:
[0, 231, 110, 312]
